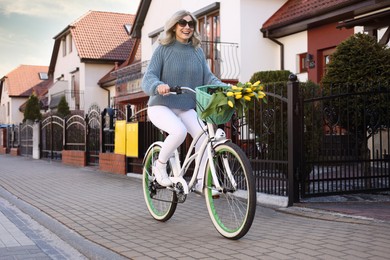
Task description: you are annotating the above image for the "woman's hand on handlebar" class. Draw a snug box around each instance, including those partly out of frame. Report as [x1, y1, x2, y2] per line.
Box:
[157, 84, 170, 95]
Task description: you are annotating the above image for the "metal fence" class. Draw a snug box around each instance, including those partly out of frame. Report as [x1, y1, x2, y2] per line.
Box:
[301, 83, 390, 197]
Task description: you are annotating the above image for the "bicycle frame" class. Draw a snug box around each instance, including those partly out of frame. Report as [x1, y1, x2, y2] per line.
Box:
[180, 121, 231, 191]
[144, 121, 230, 195]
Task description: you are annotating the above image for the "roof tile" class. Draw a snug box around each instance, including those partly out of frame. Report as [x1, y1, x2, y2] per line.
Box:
[262, 0, 357, 29]
[4, 65, 49, 96]
[70, 11, 135, 61]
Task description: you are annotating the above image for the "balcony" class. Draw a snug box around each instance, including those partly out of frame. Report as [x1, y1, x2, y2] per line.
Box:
[201, 41, 240, 81]
[49, 90, 84, 111]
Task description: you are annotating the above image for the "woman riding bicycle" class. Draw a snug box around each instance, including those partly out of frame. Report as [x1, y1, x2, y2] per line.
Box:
[141, 10, 226, 190]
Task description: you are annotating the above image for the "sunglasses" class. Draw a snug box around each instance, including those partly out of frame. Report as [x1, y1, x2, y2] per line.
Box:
[177, 19, 195, 28]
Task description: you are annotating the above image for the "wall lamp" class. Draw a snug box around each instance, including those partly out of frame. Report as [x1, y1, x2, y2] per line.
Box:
[305, 54, 315, 69]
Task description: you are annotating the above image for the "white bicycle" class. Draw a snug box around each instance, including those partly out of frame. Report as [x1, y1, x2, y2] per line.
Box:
[142, 86, 256, 239]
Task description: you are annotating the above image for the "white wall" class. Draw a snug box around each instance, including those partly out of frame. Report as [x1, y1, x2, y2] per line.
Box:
[239, 0, 287, 81]
[52, 33, 112, 113]
[10, 98, 25, 124]
[279, 31, 308, 82]
[0, 86, 10, 123]
[141, 0, 180, 61]
[0, 83, 26, 124]
[53, 35, 80, 81]
[83, 63, 113, 111]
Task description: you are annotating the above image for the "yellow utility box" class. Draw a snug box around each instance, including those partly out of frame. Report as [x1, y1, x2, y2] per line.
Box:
[126, 122, 140, 157]
[114, 120, 126, 155]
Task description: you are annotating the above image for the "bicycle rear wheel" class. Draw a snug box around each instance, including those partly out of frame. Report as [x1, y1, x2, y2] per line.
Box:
[204, 142, 256, 239]
[142, 143, 177, 221]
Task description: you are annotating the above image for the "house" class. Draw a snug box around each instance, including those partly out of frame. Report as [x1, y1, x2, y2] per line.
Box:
[0, 65, 49, 124]
[110, 0, 286, 114]
[261, 0, 390, 83]
[47, 11, 137, 115]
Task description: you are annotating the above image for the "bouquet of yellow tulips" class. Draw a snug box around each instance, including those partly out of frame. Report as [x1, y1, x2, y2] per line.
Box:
[196, 81, 266, 124]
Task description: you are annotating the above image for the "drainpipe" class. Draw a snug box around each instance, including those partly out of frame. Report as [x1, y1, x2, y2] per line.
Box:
[268, 37, 284, 70]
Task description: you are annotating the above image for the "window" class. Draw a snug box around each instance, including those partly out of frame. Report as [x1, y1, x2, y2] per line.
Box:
[298, 53, 308, 73]
[62, 37, 67, 56]
[124, 24, 132, 35]
[320, 47, 336, 81]
[198, 11, 221, 76]
[71, 75, 75, 98]
[39, 72, 48, 80]
[68, 34, 73, 53]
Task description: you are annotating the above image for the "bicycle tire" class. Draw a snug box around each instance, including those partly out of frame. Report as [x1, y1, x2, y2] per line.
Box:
[142, 143, 177, 221]
[204, 142, 256, 239]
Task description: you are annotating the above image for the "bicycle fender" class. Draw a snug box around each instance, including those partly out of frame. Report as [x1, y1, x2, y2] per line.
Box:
[142, 141, 164, 165]
[212, 138, 230, 147]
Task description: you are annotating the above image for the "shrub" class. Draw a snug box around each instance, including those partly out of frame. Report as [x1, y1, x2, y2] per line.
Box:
[57, 96, 70, 118]
[23, 94, 42, 122]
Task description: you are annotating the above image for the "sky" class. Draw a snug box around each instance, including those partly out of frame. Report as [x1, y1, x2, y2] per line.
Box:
[0, 0, 141, 76]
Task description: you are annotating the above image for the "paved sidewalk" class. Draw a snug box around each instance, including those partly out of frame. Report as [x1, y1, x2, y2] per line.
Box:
[1, 154, 390, 259]
[0, 196, 86, 259]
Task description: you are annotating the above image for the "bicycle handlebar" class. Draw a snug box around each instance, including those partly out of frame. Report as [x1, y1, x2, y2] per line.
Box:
[169, 86, 195, 94]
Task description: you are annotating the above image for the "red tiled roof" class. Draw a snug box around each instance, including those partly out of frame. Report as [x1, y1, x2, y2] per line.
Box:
[262, 0, 359, 29]
[70, 11, 135, 60]
[4, 65, 49, 96]
[19, 77, 52, 111]
[98, 42, 141, 85]
[19, 77, 52, 97]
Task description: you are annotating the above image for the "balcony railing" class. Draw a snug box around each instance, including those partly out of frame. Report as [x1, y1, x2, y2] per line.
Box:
[49, 90, 84, 111]
[201, 41, 240, 81]
[111, 41, 240, 96]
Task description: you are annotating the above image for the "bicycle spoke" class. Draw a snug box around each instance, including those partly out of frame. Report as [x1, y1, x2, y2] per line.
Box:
[204, 142, 256, 239]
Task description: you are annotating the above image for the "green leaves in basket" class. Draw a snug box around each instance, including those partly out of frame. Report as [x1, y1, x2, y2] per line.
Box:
[199, 81, 267, 122]
[200, 91, 234, 120]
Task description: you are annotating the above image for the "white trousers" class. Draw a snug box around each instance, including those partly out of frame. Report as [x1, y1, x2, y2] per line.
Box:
[147, 106, 206, 174]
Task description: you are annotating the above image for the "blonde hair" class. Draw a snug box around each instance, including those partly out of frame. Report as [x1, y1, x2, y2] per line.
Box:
[159, 10, 201, 48]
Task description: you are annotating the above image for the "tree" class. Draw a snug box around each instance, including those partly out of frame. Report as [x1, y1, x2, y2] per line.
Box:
[57, 96, 70, 118]
[23, 94, 42, 122]
[322, 33, 390, 86]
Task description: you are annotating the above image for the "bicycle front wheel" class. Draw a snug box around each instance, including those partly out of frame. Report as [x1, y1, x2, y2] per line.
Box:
[204, 142, 256, 239]
[142, 143, 177, 221]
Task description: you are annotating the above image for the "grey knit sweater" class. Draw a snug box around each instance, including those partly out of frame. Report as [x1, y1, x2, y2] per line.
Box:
[142, 41, 224, 110]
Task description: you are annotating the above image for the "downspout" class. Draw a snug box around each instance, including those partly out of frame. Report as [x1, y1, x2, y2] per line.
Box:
[268, 37, 284, 70]
[101, 86, 110, 108]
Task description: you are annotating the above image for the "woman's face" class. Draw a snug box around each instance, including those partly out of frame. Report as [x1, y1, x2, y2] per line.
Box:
[174, 15, 195, 43]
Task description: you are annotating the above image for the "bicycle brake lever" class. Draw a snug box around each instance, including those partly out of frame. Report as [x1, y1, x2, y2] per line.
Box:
[170, 86, 182, 94]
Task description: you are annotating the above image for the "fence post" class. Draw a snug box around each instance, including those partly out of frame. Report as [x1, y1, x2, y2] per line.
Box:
[287, 74, 301, 206]
[63, 116, 66, 150]
[84, 114, 91, 161]
[126, 104, 132, 123]
[18, 123, 21, 148]
[100, 109, 106, 153]
[32, 120, 41, 159]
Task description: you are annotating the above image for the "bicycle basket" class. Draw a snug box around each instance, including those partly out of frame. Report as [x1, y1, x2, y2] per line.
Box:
[196, 85, 234, 124]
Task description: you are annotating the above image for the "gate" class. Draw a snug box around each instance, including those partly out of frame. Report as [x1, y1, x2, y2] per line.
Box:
[20, 121, 33, 157]
[8, 124, 20, 150]
[86, 106, 101, 165]
[236, 82, 290, 197]
[65, 115, 85, 151]
[41, 115, 64, 160]
[300, 84, 390, 197]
